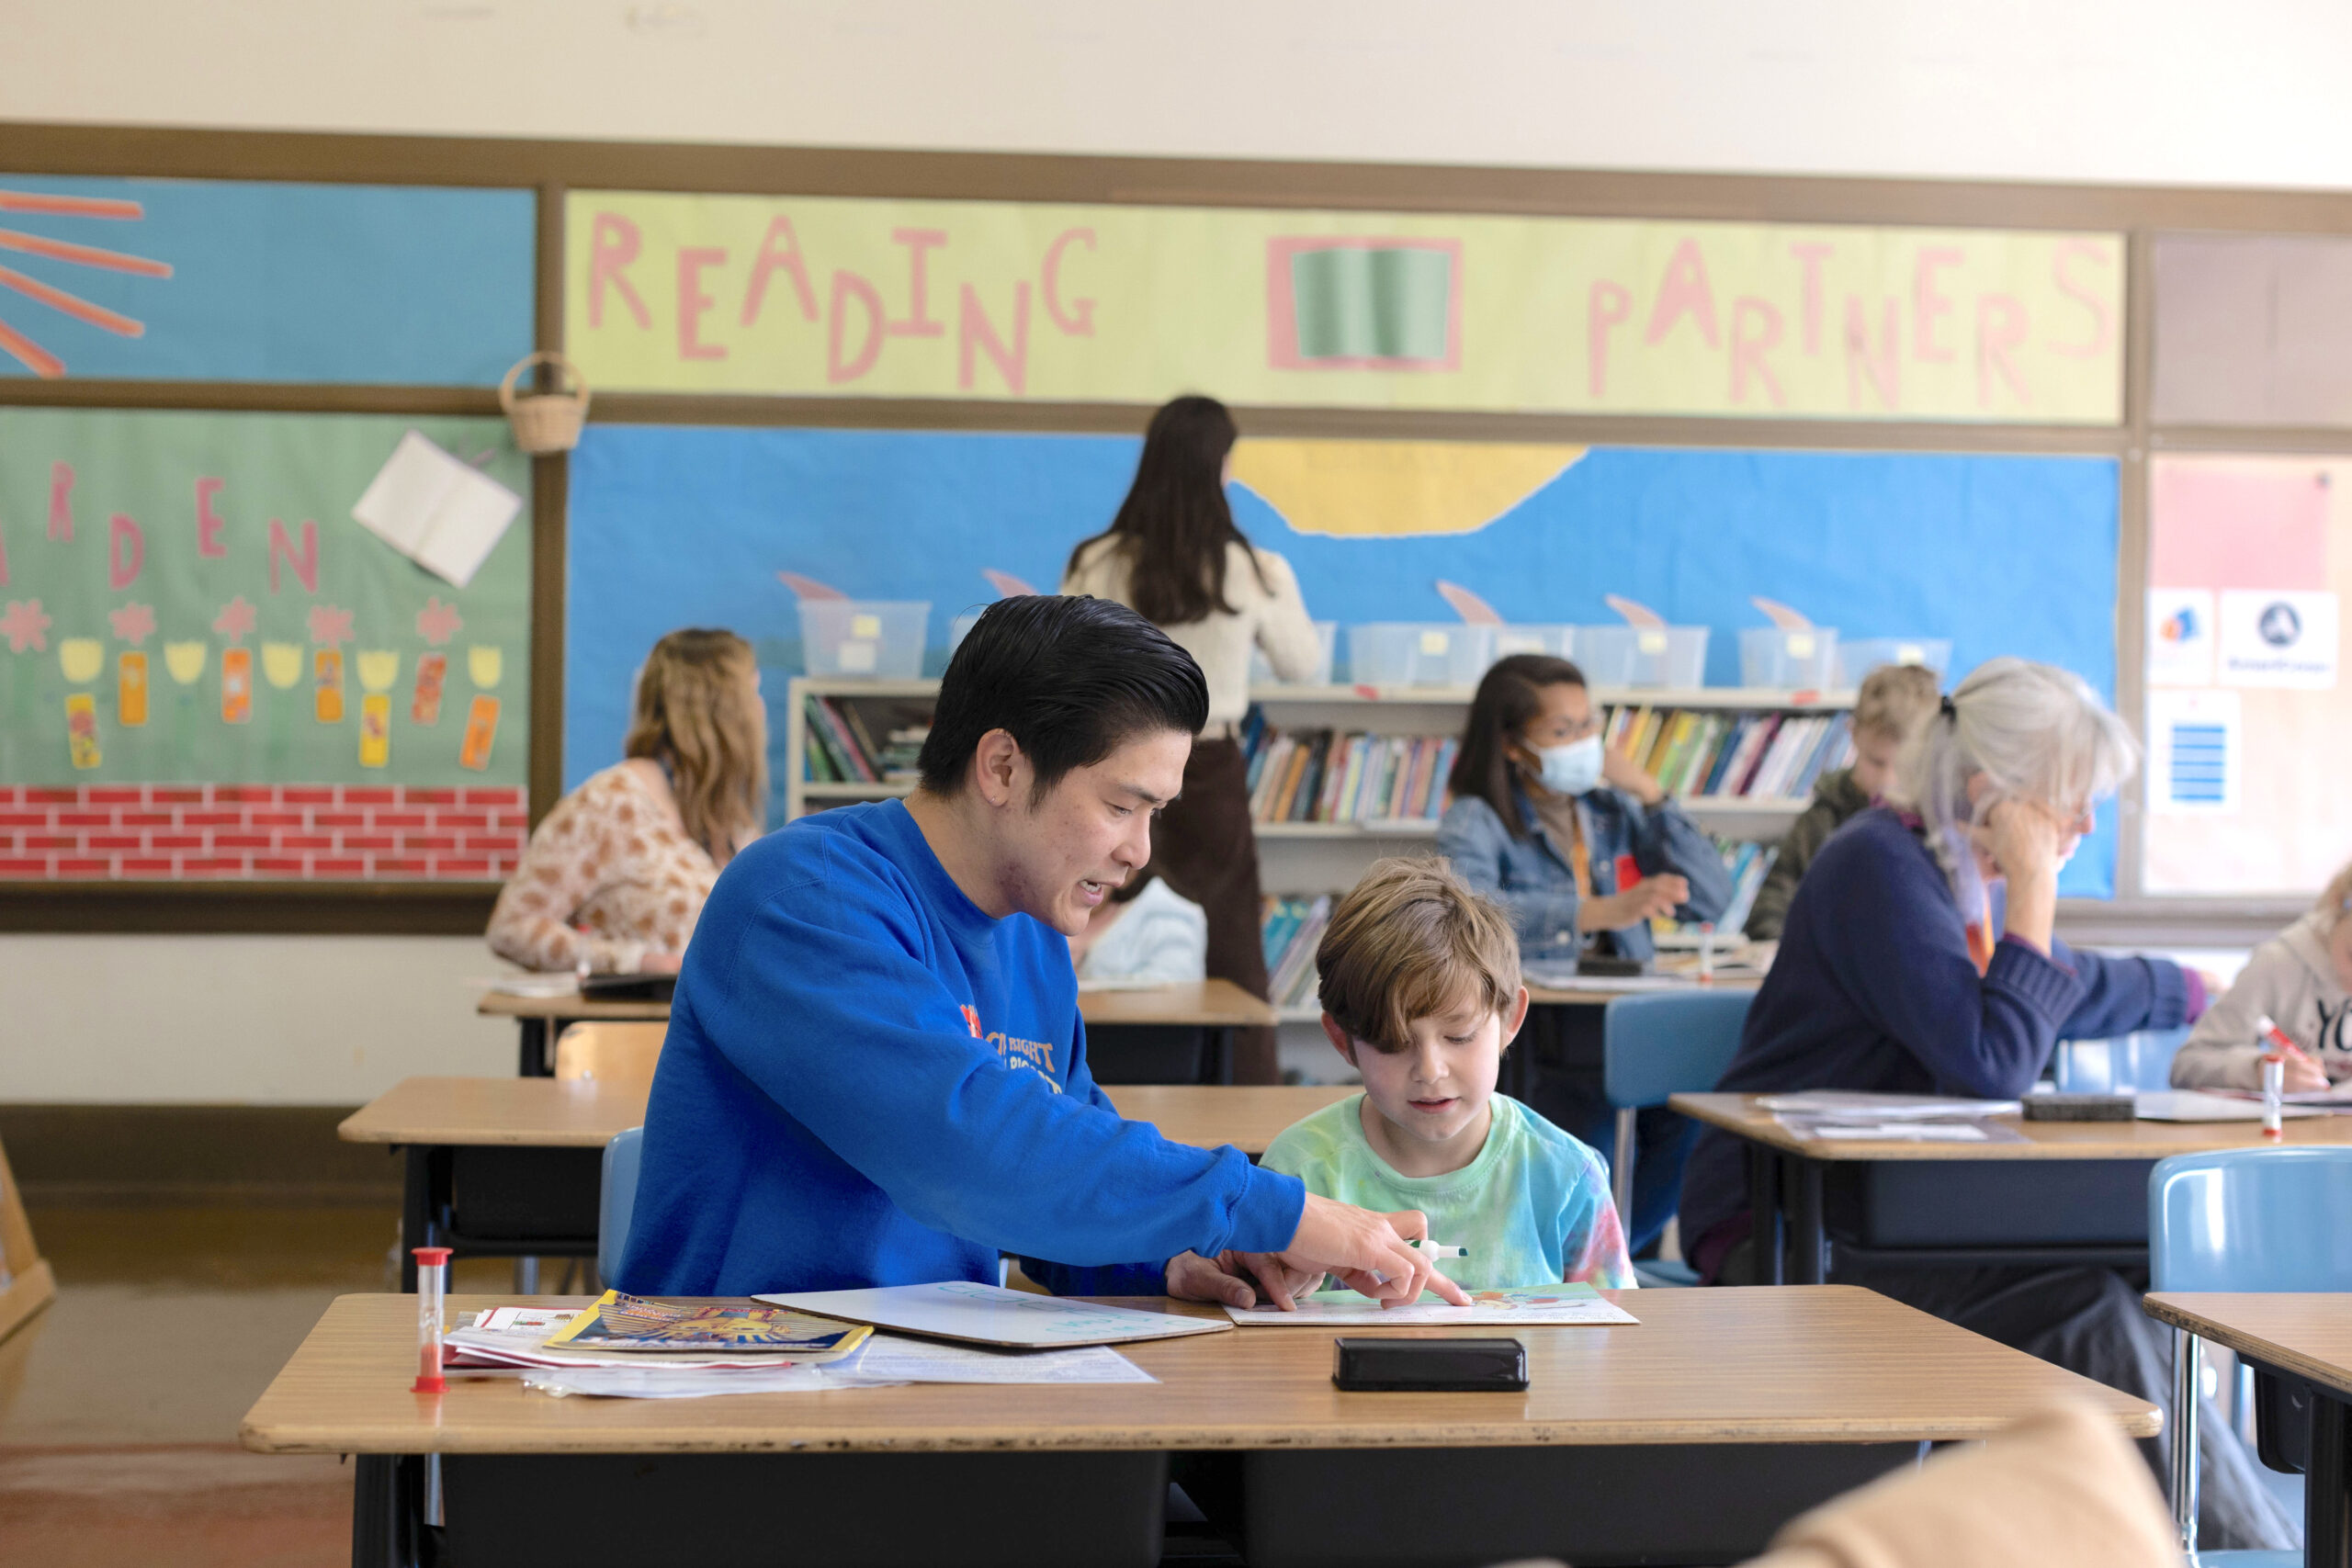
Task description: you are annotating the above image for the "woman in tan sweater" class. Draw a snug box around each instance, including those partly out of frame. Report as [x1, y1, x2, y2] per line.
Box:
[1063, 395, 1324, 1082]
[487, 628, 768, 973]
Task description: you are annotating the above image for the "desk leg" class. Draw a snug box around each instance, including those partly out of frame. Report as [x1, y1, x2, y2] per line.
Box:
[350, 1453, 424, 1568]
[1790, 1157, 1827, 1285]
[1747, 1143, 1785, 1287]
[518, 1018, 550, 1077]
[2312, 1389, 2352, 1568]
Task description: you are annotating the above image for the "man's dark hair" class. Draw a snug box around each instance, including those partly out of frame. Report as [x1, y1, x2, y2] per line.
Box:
[917, 595, 1209, 800]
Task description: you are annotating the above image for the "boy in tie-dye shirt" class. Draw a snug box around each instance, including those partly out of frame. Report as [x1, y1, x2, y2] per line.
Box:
[1259, 859, 1633, 1292]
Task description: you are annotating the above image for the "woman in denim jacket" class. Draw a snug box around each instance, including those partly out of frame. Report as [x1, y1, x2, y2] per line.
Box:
[1435, 653, 1731, 1253]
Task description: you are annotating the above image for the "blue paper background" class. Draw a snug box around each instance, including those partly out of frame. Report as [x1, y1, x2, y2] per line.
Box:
[0, 175, 533, 384]
[567, 427, 2120, 896]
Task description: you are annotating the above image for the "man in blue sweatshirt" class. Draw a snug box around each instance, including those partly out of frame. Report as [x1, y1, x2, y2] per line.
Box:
[617, 594, 1464, 1308]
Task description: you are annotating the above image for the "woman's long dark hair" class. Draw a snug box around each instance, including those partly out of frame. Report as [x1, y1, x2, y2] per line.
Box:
[1447, 654, 1587, 840]
[1066, 394, 1270, 626]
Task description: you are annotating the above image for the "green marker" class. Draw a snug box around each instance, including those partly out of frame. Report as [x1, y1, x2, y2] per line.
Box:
[1410, 1240, 1469, 1260]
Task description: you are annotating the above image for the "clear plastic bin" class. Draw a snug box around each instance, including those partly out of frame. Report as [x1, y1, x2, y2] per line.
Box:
[1739, 626, 1839, 689]
[1836, 637, 1952, 689]
[1346, 624, 1499, 687]
[948, 612, 982, 656]
[798, 600, 930, 678]
[1249, 620, 1337, 686]
[1574, 625, 1710, 688]
[1491, 626, 1577, 660]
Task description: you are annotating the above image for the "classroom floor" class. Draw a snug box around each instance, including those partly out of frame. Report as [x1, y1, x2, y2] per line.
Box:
[0, 1204, 532, 1568]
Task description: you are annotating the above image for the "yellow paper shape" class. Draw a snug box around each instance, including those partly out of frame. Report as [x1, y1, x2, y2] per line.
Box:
[1229, 440, 1584, 538]
[468, 646, 503, 689]
[164, 641, 208, 685]
[118, 650, 148, 727]
[261, 642, 304, 689]
[359, 693, 391, 768]
[357, 649, 401, 694]
[58, 637, 103, 684]
[65, 693, 100, 769]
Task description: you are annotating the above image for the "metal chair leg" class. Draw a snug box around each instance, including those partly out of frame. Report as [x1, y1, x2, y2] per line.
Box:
[1611, 1107, 1637, 1226]
[2172, 1327, 2202, 1561]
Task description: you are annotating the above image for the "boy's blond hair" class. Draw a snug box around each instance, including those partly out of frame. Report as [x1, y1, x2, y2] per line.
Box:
[1316, 858, 1521, 1055]
[1852, 662, 1941, 746]
[2317, 857, 2352, 929]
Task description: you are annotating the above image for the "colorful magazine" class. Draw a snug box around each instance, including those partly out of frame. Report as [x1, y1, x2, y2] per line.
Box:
[545, 1292, 873, 1359]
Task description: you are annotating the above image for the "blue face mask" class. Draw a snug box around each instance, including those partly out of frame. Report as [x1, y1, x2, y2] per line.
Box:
[1532, 735, 1604, 796]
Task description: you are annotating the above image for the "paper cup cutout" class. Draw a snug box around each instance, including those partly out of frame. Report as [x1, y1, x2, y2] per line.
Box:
[467, 646, 503, 689]
[58, 637, 103, 684]
[357, 649, 401, 694]
[262, 643, 304, 689]
[164, 641, 209, 685]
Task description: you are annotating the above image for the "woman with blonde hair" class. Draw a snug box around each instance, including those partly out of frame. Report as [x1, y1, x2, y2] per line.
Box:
[1676, 657, 2286, 1551]
[488, 628, 767, 973]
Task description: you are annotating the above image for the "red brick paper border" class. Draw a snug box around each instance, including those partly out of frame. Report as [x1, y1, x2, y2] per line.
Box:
[0, 784, 526, 881]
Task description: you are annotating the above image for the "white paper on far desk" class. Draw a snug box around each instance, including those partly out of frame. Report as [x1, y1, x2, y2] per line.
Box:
[1223, 1283, 1636, 1327]
[352, 430, 522, 588]
[1782, 1120, 2021, 1144]
[757, 1280, 1232, 1348]
[1757, 1091, 2024, 1122]
[2132, 1091, 2327, 1123]
[1520, 965, 1704, 994]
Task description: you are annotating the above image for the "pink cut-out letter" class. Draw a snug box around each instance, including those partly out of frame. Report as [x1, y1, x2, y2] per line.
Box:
[886, 229, 948, 338]
[588, 213, 650, 331]
[1588, 280, 1632, 397]
[741, 214, 818, 326]
[1845, 296, 1901, 412]
[196, 477, 228, 558]
[958, 281, 1031, 395]
[827, 270, 885, 384]
[1644, 240, 1720, 348]
[107, 513, 145, 590]
[1913, 247, 1962, 363]
[267, 517, 318, 594]
[1977, 294, 2030, 409]
[1729, 297, 1786, 407]
[47, 460, 73, 542]
[1790, 243, 1833, 355]
[2050, 240, 2115, 360]
[676, 247, 728, 361]
[1042, 228, 1096, 335]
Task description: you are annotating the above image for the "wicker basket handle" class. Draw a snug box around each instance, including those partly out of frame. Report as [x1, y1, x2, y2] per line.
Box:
[499, 350, 590, 414]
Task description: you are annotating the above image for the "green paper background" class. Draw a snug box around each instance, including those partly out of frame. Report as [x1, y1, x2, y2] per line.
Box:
[0, 408, 530, 786]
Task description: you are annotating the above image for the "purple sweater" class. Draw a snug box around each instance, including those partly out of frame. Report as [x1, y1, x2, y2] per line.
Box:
[1679, 807, 2197, 1267]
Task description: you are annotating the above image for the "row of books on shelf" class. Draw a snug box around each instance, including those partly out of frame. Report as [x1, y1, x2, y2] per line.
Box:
[1600, 705, 1853, 803]
[1242, 717, 1459, 826]
[802, 697, 927, 785]
[1257, 839, 1780, 1018]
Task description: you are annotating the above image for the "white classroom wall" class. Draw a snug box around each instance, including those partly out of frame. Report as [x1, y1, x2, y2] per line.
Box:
[4, 0, 2338, 1102]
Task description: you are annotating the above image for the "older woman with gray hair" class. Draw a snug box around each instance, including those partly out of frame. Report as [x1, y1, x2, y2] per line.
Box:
[1677, 656, 2290, 1552]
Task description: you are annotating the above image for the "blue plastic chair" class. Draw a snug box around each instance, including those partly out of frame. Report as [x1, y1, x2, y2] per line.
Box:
[599, 1126, 644, 1287]
[1601, 990, 1754, 1288]
[2150, 1145, 2352, 1563]
[2052, 1026, 2192, 1093]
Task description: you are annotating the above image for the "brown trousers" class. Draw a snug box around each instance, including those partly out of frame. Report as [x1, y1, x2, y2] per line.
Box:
[1141, 737, 1279, 1084]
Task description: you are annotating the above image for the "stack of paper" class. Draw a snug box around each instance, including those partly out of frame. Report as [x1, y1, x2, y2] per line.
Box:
[1760, 1090, 2027, 1144]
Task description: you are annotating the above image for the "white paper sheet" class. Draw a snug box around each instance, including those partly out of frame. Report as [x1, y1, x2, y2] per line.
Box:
[522, 1365, 871, 1399]
[852, 1334, 1156, 1384]
[2133, 1090, 2326, 1123]
[351, 430, 523, 588]
[757, 1280, 1233, 1348]
[1223, 1283, 1636, 1328]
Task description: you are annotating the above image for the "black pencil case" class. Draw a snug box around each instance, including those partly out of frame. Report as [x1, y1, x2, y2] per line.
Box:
[1332, 1337, 1529, 1392]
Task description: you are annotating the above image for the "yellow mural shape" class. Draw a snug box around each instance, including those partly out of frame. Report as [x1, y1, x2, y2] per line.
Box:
[261, 642, 304, 690]
[1230, 440, 1585, 538]
[357, 650, 401, 694]
[163, 641, 208, 685]
[468, 646, 503, 689]
[58, 637, 103, 684]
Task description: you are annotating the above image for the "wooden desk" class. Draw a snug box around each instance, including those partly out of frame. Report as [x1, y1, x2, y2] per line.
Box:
[344, 1078, 1354, 1289]
[246, 1286, 2157, 1568]
[2144, 1292, 2352, 1562]
[1674, 1091, 2352, 1284]
[479, 978, 1278, 1080]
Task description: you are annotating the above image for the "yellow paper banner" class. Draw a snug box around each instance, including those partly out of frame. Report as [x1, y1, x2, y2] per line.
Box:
[566, 192, 2122, 424]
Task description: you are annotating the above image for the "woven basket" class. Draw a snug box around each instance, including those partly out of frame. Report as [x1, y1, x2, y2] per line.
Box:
[499, 351, 591, 455]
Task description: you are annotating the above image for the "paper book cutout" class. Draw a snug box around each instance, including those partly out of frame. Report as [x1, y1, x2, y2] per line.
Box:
[352, 430, 523, 589]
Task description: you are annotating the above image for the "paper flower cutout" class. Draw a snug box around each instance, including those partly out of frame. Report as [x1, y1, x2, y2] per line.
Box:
[308, 604, 355, 647]
[1, 599, 51, 653]
[212, 595, 257, 642]
[415, 596, 463, 647]
[108, 602, 155, 646]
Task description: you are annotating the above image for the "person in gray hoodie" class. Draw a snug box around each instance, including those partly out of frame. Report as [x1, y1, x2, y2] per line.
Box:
[2171, 860, 2352, 1089]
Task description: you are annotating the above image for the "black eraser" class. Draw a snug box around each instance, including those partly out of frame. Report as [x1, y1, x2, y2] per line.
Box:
[1332, 1337, 1529, 1392]
[2022, 1093, 2136, 1122]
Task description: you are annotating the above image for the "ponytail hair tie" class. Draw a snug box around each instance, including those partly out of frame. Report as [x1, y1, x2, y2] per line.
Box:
[1939, 693, 1959, 723]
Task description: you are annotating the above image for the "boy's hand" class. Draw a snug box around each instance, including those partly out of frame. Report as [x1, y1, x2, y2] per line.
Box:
[1278, 1195, 1474, 1307]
